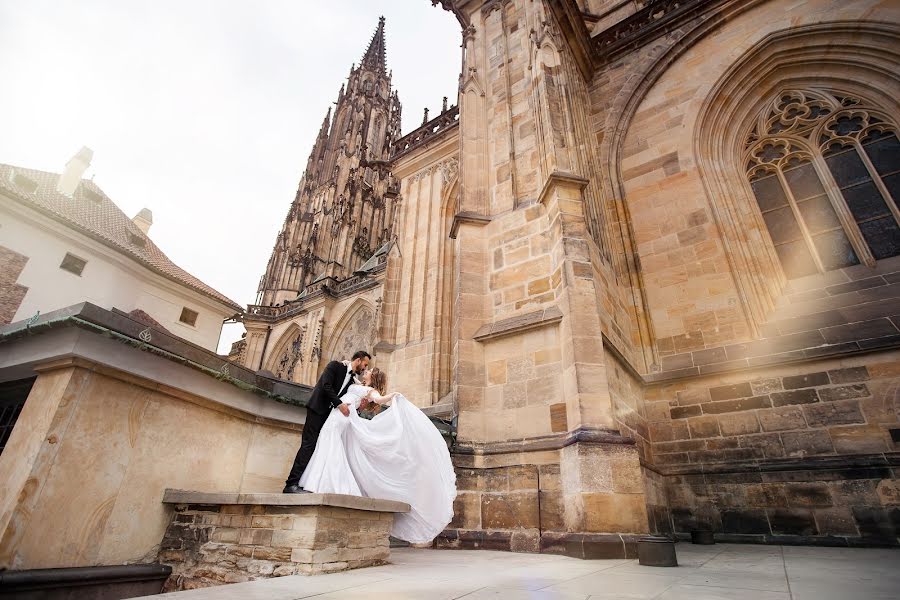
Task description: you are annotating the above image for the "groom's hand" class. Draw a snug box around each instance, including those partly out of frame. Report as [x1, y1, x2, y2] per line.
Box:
[338, 404, 350, 417]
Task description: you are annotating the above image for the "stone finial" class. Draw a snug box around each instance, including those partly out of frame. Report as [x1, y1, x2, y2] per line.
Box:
[423, 107, 430, 124]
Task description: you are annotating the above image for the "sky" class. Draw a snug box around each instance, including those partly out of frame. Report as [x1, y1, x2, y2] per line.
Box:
[0, 0, 461, 353]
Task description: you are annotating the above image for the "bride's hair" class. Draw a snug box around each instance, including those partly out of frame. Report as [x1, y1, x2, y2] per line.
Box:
[369, 368, 387, 394]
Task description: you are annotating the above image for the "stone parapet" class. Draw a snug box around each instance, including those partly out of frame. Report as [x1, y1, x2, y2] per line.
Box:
[158, 490, 409, 591]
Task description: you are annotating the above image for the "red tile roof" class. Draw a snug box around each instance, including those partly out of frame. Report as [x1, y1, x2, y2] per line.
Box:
[0, 163, 242, 312]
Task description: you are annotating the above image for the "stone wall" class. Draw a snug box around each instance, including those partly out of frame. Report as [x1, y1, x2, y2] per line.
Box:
[0, 347, 305, 570]
[0, 245, 28, 325]
[380, 137, 459, 408]
[645, 353, 900, 544]
[441, 464, 543, 553]
[158, 496, 397, 590]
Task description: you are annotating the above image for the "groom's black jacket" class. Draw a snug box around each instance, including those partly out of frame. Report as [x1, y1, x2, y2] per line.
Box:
[306, 360, 351, 416]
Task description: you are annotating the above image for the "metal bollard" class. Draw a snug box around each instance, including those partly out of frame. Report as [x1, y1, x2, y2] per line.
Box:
[691, 530, 715, 545]
[637, 536, 678, 567]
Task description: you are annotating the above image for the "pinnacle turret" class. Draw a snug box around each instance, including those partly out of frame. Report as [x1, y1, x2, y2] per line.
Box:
[255, 16, 401, 307]
[318, 106, 331, 138]
[360, 16, 387, 75]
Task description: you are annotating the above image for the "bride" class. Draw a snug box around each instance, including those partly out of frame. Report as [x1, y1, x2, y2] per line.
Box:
[298, 367, 456, 544]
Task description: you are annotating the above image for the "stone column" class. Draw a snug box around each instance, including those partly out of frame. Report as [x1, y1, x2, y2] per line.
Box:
[541, 172, 649, 537]
[240, 323, 271, 372]
[441, 0, 648, 551]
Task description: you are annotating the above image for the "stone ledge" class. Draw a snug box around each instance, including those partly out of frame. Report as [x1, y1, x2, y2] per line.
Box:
[453, 426, 634, 456]
[600, 325, 900, 386]
[537, 171, 589, 206]
[435, 530, 641, 559]
[158, 491, 411, 590]
[473, 306, 564, 343]
[642, 451, 900, 478]
[450, 211, 492, 239]
[162, 489, 410, 513]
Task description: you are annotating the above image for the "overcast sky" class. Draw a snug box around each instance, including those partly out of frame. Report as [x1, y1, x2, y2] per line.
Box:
[0, 0, 461, 353]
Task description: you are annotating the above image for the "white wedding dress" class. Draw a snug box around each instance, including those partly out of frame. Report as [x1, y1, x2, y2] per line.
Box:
[298, 384, 457, 543]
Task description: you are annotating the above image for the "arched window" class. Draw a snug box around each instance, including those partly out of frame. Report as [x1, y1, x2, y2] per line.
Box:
[745, 90, 900, 279]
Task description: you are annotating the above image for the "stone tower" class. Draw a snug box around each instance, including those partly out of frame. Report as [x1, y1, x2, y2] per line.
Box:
[257, 17, 402, 307]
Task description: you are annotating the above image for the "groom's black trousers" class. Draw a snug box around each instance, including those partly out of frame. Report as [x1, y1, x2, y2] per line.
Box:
[285, 408, 330, 487]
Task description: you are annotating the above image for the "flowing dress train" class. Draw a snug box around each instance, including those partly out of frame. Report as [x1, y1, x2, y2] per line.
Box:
[298, 384, 456, 543]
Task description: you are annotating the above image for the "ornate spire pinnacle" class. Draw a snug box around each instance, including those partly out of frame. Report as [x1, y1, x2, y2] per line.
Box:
[318, 106, 331, 137]
[360, 16, 387, 75]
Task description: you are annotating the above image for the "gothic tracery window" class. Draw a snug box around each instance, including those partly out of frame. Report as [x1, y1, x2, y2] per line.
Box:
[745, 89, 900, 279]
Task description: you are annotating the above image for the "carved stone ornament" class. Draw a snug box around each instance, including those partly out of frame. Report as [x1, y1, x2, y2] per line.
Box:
[333, 307, 376, 362]
[440, 157, 459, 185]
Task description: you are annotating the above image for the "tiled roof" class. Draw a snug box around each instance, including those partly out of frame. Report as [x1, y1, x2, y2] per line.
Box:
[0, 163, 242, 312]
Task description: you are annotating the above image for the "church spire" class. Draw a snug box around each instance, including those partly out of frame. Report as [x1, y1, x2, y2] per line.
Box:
[318, 106, 331, 138]
[360, 16, 387, 75]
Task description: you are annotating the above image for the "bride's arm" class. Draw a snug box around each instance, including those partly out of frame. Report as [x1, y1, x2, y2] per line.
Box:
[365, 388, 398, 405]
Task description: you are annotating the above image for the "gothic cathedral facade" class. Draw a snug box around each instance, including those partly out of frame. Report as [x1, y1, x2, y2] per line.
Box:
[237, 1, 900, 552]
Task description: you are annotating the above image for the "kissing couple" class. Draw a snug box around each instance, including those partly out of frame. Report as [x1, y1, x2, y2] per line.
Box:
[282, 351, 456, 543]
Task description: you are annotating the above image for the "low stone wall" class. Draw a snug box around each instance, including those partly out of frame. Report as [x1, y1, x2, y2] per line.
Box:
[0, 314, 312, 571]
[157, 490, 409, 591]
[646, 353, 900, 546]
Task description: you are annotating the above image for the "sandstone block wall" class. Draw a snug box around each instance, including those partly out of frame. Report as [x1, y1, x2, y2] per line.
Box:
[159, 503, 392, 590]
[0, 245, 29, 325]
[644, 354, 900, 544]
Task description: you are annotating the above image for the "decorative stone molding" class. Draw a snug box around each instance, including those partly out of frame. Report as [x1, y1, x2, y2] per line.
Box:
[537, 171, 589, 206]
[373, 340, 400, 354]
[593, 0, 732, 63]
[449, 210, 492, 239]
[454, 425, 635, 456]
[327, 302, 376, 362]
[472, 306, 563, 342]
[391, 105, 460, 161]
[440, 157, 459, 186]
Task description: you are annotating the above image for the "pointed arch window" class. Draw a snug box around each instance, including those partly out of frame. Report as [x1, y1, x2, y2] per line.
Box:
[745, 90, 900, 278]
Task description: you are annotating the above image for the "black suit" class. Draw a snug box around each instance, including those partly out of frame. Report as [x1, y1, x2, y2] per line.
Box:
[285, 360, 353, 487]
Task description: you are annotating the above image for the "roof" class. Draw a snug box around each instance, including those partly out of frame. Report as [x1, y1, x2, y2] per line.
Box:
[355, 240, 393, 274]
[0, 163, 242, 312]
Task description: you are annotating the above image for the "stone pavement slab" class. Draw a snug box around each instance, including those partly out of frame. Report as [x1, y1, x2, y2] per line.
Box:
[135, 543, 900, 600]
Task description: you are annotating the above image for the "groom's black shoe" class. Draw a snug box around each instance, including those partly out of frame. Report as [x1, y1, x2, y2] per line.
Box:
[283, 484, 311, 494]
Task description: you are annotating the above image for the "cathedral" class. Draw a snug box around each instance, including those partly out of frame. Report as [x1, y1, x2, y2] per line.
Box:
[236, 0, 900, 554]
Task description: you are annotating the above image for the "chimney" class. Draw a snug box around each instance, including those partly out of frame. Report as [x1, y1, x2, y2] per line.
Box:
[57, 146, 93, 196]
[132, 208, 153, 234]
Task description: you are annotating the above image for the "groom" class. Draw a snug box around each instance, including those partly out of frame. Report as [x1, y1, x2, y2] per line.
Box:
[283, 350, 371, 493]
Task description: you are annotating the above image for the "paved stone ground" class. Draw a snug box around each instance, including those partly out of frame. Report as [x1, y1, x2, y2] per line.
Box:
[139, 543, 900, 600]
